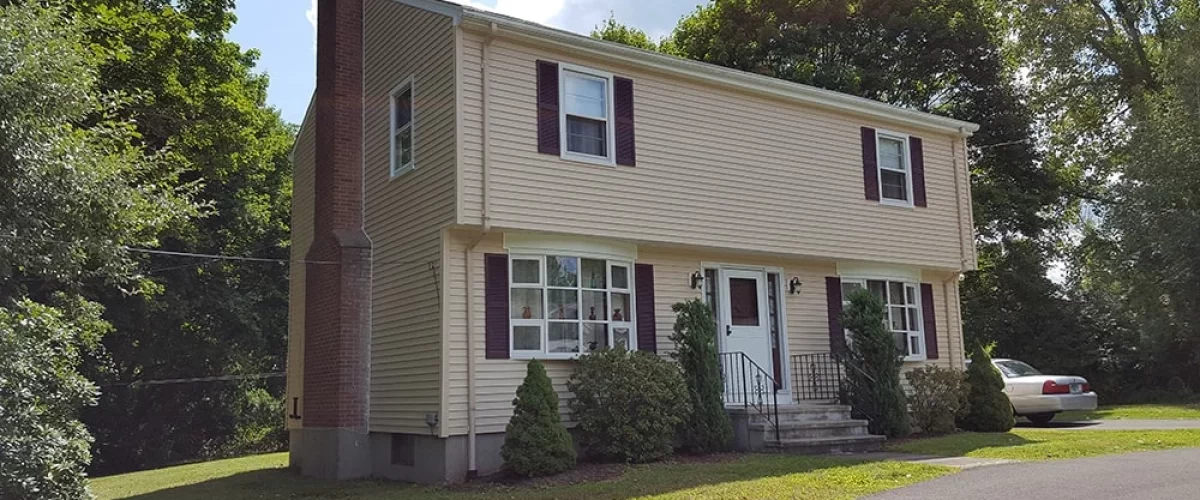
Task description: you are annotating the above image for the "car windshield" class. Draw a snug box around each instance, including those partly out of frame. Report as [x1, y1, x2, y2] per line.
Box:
[995, 360, 1042, 378]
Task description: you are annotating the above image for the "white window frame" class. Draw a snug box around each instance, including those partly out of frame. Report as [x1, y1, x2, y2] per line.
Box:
[509, 254, 636, 360]
[875, 130, 913, 207]
[558, 63, 616, 166]
[389, 78, 415, 178]
[840, 278, 925, 362]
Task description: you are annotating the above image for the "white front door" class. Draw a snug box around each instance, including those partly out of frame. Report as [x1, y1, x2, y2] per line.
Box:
[718, 269, 773, 382]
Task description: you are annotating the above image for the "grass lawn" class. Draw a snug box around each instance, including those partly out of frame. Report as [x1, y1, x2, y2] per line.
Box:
[91, 452, 953, 500]
[1058, 403, 1200, 422]
[890, 428, 1200, 461]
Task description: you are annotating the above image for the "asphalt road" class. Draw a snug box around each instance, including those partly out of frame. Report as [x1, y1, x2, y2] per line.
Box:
[868, 448, 1200, 500]
[1016, 419, 1200, 430]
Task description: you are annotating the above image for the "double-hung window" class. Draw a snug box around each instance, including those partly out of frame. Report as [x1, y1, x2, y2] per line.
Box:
[390, 82, 414, 177]
[877, 134, 910, 203]
[561, 67, 614, 162]
[841, 279, 924, 360]
[509, 255, 634, 358]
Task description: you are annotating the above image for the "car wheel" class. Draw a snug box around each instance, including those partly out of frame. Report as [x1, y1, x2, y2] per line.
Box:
[1026, 413, 1055, 425]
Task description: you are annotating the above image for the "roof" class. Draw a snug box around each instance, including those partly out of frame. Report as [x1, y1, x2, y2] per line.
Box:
[394, 0, 980, 137]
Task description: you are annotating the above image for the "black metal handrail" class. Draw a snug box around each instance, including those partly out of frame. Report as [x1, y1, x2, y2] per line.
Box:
[791, 353, 845, 401]
[718, 351, 780, 443]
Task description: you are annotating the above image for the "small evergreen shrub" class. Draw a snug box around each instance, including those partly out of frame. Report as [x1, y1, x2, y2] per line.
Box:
[959, 346, 1016, 432]
[840, 289, 910, 437]
[568, 348, 690, 463]
[906, 365, 968, 435]
[670, 299, 733, 453]
[501, 360, 576, 476]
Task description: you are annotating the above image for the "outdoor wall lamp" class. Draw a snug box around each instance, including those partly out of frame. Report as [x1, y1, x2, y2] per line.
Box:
[789, 277, 803, 295]
[690, 271, 704, 290]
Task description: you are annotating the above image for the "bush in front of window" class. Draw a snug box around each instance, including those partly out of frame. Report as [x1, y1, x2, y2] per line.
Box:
[841, 289, 911, 438]
[501, 359, 576, 477]
[670, 299, 733, 454]
[906, 365, 968, 435]
[567, 348, 690, 463]
[958, 345, 1015, 432]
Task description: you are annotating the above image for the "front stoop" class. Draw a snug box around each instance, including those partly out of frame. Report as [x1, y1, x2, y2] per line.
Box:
[728, 404, 885, 454]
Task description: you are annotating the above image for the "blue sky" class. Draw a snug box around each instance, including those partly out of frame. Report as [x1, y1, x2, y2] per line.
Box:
[229, 0, 704, 124]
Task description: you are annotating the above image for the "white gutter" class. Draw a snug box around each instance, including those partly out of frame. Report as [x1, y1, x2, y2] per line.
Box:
[457, 9, 979, 138]
[464, 20, 497, 480]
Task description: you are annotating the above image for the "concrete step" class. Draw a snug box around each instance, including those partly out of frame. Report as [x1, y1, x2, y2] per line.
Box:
[750, 419, 871, 440]
[765, 434, 886, 454]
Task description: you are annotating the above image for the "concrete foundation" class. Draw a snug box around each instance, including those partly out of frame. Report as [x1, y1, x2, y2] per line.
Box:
[289, 428, 372, 479]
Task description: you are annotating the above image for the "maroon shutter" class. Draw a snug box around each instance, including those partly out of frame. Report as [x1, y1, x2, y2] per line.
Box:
[910, 137, 927, 207]
[920, 283, 939, 359]
[825, 277, 846, 354]
[635, 264, 656, 353]
[861, 127, 880, 201]
[536, 60, 560, 155]
[484, 253, 510, 359]
[614, 77, 636, 166]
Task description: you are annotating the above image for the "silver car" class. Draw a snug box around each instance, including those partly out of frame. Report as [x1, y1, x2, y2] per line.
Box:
[991, 358, 1098, 424]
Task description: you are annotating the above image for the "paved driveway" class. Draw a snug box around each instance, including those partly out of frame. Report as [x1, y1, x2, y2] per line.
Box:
[868, 448, 1200, 500]
[1016, 419, 1200, 430]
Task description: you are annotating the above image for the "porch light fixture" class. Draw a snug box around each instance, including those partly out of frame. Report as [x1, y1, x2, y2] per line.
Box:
[789, 277, 802, 295]
[690, 271, 704, 290]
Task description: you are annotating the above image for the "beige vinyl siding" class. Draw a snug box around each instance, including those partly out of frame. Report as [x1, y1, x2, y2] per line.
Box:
[363, 0, 457, 433]
[458, 31, 973, 271]
[285, 101, 315, 431]
[443, 229, 967, 435]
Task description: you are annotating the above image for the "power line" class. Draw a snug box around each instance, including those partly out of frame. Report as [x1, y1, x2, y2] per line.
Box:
[103, 372, 286, 387]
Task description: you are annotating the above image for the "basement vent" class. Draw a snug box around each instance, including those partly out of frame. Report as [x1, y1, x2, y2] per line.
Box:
[391, 434, 415, 466]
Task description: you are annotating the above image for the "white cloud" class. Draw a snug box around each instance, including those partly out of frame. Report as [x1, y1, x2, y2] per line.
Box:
[307, 0, 317, 52]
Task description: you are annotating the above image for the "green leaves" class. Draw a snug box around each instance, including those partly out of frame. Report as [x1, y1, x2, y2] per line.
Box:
[841, 289, 910, 438]
[502, 360, 576, 477]
[670, 299, 733, 454]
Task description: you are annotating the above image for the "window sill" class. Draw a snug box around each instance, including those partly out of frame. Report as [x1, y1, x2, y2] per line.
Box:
[903, 354, 928, 363]
[511, 352, 582, 361]
[390, 164, 415, 179]
[879, 198, 914, 208]
[560, 151, 616, 167]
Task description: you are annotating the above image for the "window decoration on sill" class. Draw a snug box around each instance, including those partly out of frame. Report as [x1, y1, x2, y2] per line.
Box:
[510, 254, 634, 356]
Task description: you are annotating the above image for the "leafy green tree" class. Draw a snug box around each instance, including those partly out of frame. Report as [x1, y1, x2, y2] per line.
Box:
[959, 345, 1015, 432]
[0, 3, 195, 497]
[840, 290, 909, 438]
[591, 16, 660, 51]
[501, 360, 576, 477]
[24, 0, 298, 473]
[670, 300, 732, 453]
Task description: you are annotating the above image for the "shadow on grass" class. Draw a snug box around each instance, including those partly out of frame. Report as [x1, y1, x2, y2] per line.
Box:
[1015, 419, 1102, 429]
[889, 431, 1035, 458]
[113, 454, 945, 500]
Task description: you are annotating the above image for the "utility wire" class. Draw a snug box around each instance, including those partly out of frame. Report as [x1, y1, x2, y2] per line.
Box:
[103, 372, 286, 387]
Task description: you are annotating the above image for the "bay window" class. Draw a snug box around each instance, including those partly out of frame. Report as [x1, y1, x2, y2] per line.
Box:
[841, 279, 924, 360]
[510, 255, 634, 358]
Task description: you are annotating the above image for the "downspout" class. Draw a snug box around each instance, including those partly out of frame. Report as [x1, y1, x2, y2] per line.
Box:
[949, 128, 970, 369]
[464, 21, 497, 480]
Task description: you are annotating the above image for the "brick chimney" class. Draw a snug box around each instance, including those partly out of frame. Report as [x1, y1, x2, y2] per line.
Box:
[297, 0, 372, 479]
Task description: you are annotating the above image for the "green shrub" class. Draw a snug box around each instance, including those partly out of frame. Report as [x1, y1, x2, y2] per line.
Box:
[959, 346, 1016, 432]
[568, 348, 690, 463]
[501, 360, 576, 476]
[906, 365, 968, 435]
[670, 300, 733, 453]
[840, 289, 910, 437]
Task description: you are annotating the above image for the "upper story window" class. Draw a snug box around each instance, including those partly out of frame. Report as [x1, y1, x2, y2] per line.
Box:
[561, 66, 615, 163]
[877, 134, 910, 203]
[509, 255, 634, 359]
[390, 81, 414, 177]
[841, 279, 924, 361]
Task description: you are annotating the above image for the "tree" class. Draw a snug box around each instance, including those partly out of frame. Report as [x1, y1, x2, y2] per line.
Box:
[501, 360, 576, 477]
[0, 3, 195, 497]
[959, 345, 1015, 432]
[840, 290, 909, 438]
[670, 300, 733, 453]
[31, 0, 298, 473]
[591, 16, 660, 51]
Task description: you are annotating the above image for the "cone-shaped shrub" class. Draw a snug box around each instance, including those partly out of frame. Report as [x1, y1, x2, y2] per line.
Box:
[501, 359, 576, 476]
[670, 299, 733, 453]
[841, 289, 910, 437]
[959, 346, 1015, 432]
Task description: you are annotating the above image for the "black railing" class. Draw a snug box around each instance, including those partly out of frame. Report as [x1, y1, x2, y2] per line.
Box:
[718, 351, 780, 442]
[791, 353, 845, 401]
